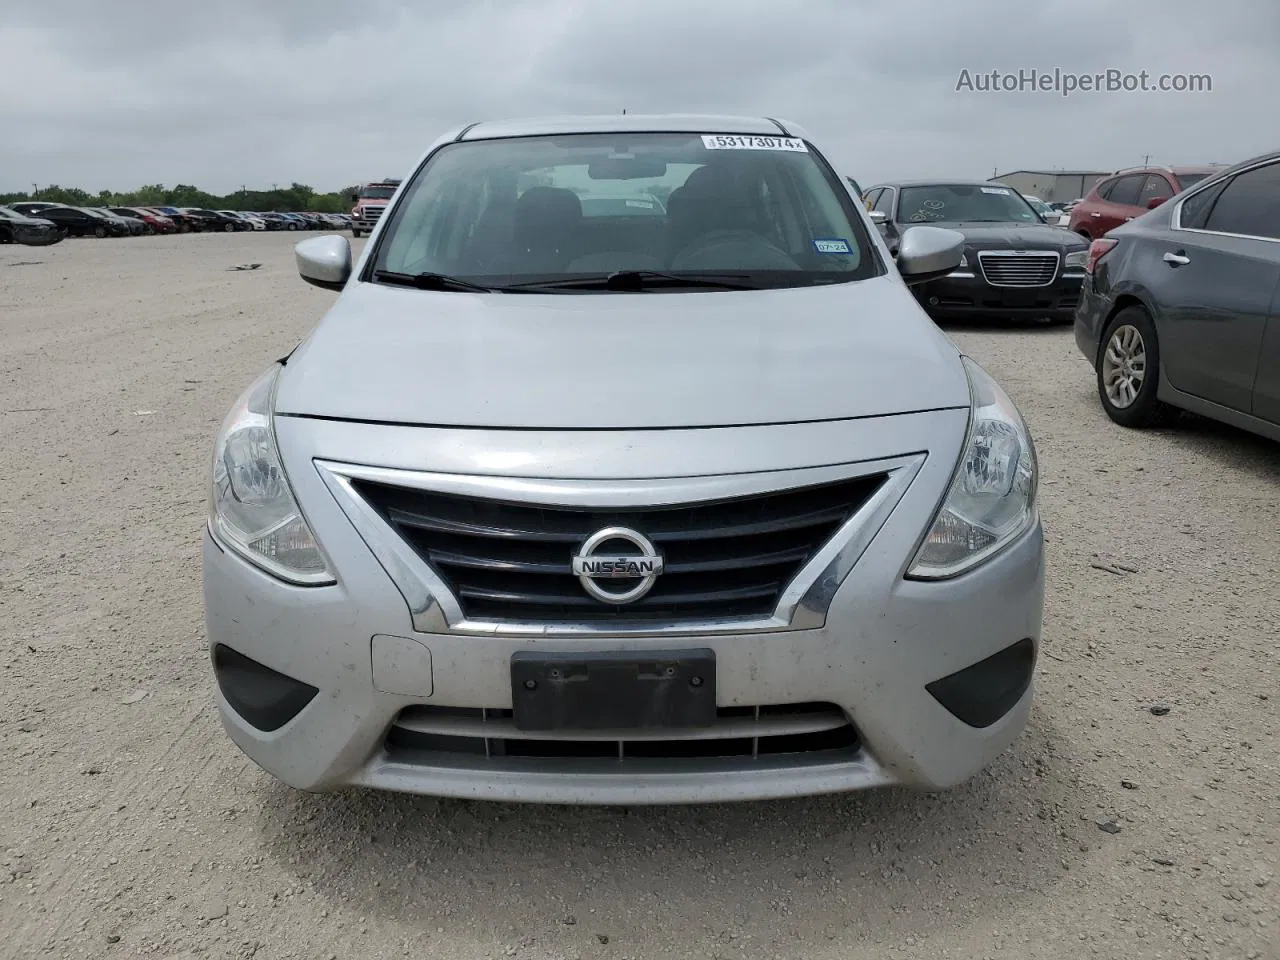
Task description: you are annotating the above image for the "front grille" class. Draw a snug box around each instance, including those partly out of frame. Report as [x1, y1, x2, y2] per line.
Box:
[385, 702, 860, 763]
[351, 474, 887, 624]
[360, 205, 384, 221]
[977, 251, 1059, 287]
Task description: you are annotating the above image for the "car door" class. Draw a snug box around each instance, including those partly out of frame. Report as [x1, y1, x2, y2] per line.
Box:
[1156, 160, 1280, 414]
[40, 208, 78, 233]
[1092, 174, 1143, 234]
[1256, 285, 1280, 426]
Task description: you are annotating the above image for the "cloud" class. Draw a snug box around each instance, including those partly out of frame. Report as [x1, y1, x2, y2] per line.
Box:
[0, 0, 1273, 193]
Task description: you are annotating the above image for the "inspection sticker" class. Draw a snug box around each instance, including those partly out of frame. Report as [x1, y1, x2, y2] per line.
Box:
[981, 186, 1011, 195]
[625, 199, 655, 208]
[702, 134, 807, 152]
[813, 238, 852, 254]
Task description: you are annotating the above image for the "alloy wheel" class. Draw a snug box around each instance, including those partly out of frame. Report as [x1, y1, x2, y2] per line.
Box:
[1101, 323, 1146, 408]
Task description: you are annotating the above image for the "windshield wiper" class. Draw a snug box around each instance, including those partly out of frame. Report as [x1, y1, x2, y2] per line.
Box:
[502, 270, 762, 292]
[372, 270, 498, 293]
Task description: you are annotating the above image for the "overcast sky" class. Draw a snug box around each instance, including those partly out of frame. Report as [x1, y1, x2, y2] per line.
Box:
[1, 0, 1269, 194]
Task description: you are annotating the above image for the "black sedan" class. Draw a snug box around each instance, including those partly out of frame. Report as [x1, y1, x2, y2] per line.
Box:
[179, 207, 249, 232]
[0, 205, 63, 245]
[15, 204, 120, 238]
[862, 179, 1089, 323]
[1074, 150, 1280, 441]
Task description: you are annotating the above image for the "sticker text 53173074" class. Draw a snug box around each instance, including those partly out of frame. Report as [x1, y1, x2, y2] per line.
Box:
[702, 135, 808, 152]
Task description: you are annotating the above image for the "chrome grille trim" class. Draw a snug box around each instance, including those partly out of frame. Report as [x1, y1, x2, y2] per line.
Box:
[386, 702, 859, 763]
[977, 250, 1060, 287]
[316, 455, 924, 638]
[393, 703, 850, 742]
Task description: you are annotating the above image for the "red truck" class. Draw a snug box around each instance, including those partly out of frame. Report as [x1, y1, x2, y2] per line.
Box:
[349, 178, 401, 238]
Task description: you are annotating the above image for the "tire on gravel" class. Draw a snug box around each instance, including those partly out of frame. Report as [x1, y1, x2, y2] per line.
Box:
[1096, 305, 1173, 428]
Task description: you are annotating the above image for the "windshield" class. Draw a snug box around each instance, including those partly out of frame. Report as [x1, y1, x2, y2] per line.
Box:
[897, 183, 1041, 224]
[360, 186, 397, 200]
[372, 132, 877, 290]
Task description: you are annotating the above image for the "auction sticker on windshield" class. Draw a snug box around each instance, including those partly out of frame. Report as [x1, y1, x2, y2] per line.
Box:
[981, 186, 1011, 195]
[813, 238, 852, 254]
[702, 135, 807, 152]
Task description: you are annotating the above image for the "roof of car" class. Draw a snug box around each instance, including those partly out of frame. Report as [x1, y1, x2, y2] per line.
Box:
[872, 179, 1005, 189]
[992, 169, 1109, 177]
[456, 114, 810, 141]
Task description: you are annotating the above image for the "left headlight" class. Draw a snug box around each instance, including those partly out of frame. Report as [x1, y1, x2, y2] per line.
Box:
[1064, 249, 1088, 269]
[907, 357, 1038, 579]
[209, 364, 335, 585]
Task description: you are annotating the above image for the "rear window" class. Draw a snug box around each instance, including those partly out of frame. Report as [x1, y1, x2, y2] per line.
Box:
[1175, 172, 1210, 190]
[371, 131, 880, 291]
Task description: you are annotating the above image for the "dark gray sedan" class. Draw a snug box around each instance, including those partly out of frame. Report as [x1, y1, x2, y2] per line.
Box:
[863, 180, 1089, 323]
[1074, 150, 1280, 442]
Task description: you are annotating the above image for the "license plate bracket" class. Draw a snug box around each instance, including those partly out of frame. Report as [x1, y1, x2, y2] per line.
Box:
[510, 649, 717, 732]
[1001, 289, 1038, 307]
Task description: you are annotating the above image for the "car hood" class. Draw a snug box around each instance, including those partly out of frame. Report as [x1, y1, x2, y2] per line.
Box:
[939, 221, 1086, 250]
[275, 275, 970, 430]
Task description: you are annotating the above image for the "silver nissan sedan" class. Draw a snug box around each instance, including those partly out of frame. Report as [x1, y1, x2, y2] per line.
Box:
[203, 114, 1044, 804]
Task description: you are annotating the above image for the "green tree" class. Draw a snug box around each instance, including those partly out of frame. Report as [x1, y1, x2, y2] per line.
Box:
[1, 180, 356, 213]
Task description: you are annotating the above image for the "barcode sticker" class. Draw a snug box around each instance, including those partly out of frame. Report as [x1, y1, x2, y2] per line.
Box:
[702, 134, 807, 152]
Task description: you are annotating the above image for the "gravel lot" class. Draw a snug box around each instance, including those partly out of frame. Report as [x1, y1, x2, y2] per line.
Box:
[1, 232, 1276, 960]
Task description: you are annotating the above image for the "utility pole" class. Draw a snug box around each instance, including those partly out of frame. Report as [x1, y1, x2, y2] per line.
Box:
[1143, 154, 1150, 166]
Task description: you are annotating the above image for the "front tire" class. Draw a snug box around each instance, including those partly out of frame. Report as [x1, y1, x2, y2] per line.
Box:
[351, 228, 362, 238]
[1097, 306, 1172, 428]
[94, 225, 107, 238]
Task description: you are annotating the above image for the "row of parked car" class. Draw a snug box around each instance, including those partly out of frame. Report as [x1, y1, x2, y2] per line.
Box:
[0, 203, 352, 245]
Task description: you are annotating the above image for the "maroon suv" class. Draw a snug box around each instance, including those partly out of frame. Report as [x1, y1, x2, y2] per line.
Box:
[1068, 165, 1223, 240]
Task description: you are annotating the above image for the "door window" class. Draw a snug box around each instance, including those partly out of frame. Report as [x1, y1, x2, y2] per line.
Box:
[1137, 175, 1174, 207]
[1106, 175, 1144, 207]
[1202, 162, 1280, 240]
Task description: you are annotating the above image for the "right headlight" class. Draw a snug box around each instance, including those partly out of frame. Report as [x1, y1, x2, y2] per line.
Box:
[907, 357, 1038, 579]
[209, 364, 334, 585]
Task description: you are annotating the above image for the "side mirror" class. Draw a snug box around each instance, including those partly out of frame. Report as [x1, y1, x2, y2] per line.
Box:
[296, 235, 352, 291]
[896, 226, 965, 286]
[350, 192, 359, 203]
[868, 210, 888, 226]
[1146, 196, 1168, 209]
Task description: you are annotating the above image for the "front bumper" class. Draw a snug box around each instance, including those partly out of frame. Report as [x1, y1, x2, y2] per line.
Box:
[203, 412, 1045, 804]
[13, 226, 61, 246]
[915, 270, 1084, 320]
